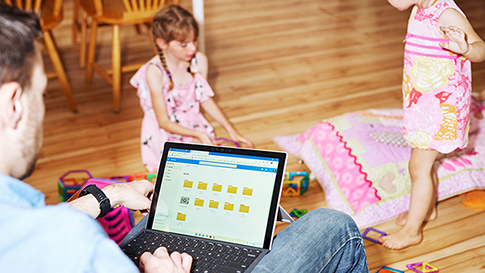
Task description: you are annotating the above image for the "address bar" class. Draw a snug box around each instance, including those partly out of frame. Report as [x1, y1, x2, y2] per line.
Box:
[199, 161, 237, 168]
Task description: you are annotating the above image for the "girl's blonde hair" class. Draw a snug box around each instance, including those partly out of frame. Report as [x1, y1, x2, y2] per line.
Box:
[152, 5, 199, 90]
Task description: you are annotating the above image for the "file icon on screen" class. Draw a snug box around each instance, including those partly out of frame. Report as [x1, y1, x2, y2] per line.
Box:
[224, 202, 234, 211]
[212, 183, 222, 192]
[176, 212, 186, 221]
[227, 185, 237, 194]
[239, 204, 250, 213]
[194, 198, 204, 207]
[243, 187, 253, 196]
[183, 180, 193, 188]
[209, 200, 219, 209]
[198, 181, 208, 190]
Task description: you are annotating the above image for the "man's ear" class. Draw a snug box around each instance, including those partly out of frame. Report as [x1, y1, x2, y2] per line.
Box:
[0, 82, 24, 130]
[155, 38, 168, 50]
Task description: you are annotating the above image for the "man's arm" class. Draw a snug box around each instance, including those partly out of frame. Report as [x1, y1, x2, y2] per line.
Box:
[68, 180, 154, 219]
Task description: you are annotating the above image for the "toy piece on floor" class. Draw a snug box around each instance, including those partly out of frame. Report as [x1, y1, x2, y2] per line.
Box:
[462, 190, 485, 210]
[406, 262, 439, 273]
[58, 170, 93, 202]
[282, 171, 309, 197]
[376, 266, 404, 273]
[362, 227, 388, 244]
[215, 137, 240, 147]
[289, 208, 308, 218]
[58, 170, 157, 201]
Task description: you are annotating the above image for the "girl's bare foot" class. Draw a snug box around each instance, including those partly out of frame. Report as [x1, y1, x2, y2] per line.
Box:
[396, 207, 438, 226]
[379, 228, 423, 250]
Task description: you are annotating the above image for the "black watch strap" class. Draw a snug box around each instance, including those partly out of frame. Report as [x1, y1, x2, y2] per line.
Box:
[79, 184, 112, 219]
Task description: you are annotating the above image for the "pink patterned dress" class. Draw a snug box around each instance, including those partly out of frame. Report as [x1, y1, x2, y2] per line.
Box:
[402, 0, 471, 154]
[130, 57, 215, 172]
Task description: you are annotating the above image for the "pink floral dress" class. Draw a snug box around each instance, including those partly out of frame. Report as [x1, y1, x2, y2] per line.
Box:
[402, 0, 471, 154]
[130, 57, 215, 172]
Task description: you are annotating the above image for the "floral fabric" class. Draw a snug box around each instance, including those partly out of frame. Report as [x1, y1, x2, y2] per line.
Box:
[130, 57, 215, 172]
[402, 0, 471, 153]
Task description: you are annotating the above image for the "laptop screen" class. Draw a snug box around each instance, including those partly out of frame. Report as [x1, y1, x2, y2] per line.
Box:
[147, 142, 286, 249]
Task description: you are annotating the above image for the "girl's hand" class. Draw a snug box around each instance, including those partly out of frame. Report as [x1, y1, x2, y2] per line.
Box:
[228, 131, 254, 148]
[439, 25, 469, 55]
[197, 133, 215, 145]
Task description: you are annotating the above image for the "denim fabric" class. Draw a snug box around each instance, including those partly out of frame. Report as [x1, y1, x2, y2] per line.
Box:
[0, 175, 138, 273]
[253, 209, 369, 273]
[125, 208, 369, 272]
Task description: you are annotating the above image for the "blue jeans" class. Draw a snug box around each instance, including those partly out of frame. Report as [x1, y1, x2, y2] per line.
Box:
[123, 208, 369, 273]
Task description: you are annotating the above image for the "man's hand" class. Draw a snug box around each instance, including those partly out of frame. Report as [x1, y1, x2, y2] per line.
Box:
[104, 180, 154, 214]
[140, 247, 193, 273]
[68, 180, 154, 219]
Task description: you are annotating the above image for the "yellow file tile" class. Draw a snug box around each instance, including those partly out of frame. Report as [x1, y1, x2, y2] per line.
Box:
[239, 204, 250, 213]
[212, 183, 222, 192]
[209, 200, 219, 209]
[224, 202, 234, 211]
[198, 181, 208, 190]
[183, 180, 193, 188]
[227, 185, 237, 194]
[242, 187, 253, 196]
[194, 198, 204, 207]
[176, 212, 186, 221]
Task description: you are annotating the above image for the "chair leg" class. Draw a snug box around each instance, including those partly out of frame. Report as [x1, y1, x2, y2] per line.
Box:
[43, 30, 78, 113]
[86, 20, 98, 83]
[112, 25, 121, 112]
[72, 0, 80, 43]
[79, 9, 87, 67]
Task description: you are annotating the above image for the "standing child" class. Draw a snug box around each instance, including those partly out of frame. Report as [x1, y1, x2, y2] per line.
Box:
[131, 5, 254, 173]
[380, 0, 485, 250]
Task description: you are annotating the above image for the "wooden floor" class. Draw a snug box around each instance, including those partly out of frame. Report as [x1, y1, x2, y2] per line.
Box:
[26, 0, 485, 271]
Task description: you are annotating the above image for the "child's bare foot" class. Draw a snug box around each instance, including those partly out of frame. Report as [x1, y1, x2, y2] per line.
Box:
[396, 207, 438, 226]
[379, 228, 422, 250]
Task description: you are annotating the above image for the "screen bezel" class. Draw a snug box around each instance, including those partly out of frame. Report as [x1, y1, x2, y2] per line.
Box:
[146, 142, 287, 249]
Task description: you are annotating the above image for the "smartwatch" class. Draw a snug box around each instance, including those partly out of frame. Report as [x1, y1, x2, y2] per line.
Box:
[79, 184, 111, 219]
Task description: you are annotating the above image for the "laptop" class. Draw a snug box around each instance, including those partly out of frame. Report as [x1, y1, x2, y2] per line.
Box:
[120, 142, 287, 273]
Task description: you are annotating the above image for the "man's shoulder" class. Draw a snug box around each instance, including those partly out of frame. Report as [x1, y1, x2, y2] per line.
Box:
[0, 202, 134, 273]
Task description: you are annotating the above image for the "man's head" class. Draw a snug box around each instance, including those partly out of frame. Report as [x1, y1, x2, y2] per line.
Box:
[0, 4, 46, 180]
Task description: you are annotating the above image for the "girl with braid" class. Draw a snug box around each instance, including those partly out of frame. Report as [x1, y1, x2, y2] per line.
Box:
[130, 5, 253, 173]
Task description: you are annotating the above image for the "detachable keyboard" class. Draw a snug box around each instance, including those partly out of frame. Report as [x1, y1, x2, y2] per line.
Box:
[121, 230, 263, 273]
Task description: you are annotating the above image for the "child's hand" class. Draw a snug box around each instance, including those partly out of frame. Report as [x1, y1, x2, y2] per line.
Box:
[439, 26, 469, 55]
[228, 131, 254, 148]
[197, 133, 215, 145]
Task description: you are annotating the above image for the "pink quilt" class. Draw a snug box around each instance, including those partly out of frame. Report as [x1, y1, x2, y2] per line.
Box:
[274, 98, 485, 227]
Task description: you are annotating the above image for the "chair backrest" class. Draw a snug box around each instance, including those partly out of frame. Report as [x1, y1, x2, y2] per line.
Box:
[2, 0, 62, 17]
[90, 0, 177, 20]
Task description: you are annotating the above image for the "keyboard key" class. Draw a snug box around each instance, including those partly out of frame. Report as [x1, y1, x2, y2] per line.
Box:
[219, 267, 244, 273]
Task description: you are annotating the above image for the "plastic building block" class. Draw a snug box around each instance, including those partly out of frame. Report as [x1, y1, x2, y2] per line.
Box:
[289, 208, 308, 218]
[406, 262, 439, 273]
[362, 227, 388, 244]
[147, 174, 157, 183]
[282, 171, 309, 197]
[462, 190, 485, 210]
[58, 170, 93, 201]
[377, 266, 404, 273]
[128, 173, 148, 181]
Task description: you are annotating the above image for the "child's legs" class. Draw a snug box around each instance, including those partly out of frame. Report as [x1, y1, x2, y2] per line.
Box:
[405, 148, 440, 232]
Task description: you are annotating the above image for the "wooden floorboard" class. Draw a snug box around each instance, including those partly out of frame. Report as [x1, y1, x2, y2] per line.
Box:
[23, 0, 485, 271]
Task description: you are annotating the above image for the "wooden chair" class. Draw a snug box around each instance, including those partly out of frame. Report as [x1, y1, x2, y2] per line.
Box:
[79, 0, 178, 112]
[2, 0, 78, 113]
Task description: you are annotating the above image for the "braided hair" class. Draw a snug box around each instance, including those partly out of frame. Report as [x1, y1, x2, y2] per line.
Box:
[152, 5, 199, 91]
